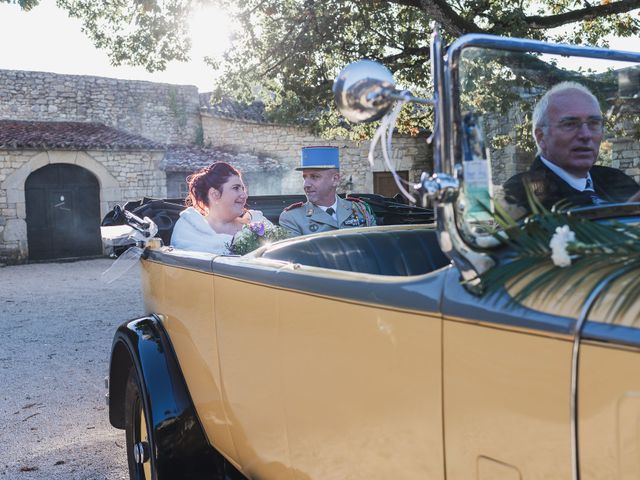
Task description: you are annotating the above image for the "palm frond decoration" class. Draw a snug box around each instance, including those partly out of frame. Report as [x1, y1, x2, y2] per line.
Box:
[473, 185, 640, 319]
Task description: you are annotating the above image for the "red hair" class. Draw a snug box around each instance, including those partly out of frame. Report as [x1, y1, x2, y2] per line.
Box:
[185, 162, 242, 214]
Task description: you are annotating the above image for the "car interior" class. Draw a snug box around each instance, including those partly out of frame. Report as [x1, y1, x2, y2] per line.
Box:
[259, 227, 450, 276]
[103, 196, 450, 277]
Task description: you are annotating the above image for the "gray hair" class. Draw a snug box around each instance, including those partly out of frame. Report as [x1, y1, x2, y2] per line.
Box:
[531, 81, 600, 154]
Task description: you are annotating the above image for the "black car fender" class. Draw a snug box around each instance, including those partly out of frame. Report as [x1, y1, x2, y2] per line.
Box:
[108, 315, 224, 478]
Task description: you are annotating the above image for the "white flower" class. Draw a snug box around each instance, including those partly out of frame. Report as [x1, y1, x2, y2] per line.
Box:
[549, 225, 576, 267]
[234, 226, 252, 242]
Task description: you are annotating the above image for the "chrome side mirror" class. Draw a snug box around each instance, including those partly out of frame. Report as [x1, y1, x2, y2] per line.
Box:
[332, 60, 397, 123]
[333, 60, 434, 123]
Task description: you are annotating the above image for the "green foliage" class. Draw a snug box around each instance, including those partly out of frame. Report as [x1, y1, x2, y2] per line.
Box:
[194, 124, 204, 145]
[2, 0, 40, 10]
[55, 0, 193, 71]
[11, 0, 640, 136]
[210, 0, 640, 137]
[167, 86, 188, 128]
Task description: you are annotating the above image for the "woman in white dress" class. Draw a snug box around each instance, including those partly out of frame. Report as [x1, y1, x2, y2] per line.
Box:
[170, 162, 272, 254]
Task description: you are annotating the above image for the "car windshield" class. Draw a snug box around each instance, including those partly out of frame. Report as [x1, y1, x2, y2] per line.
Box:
[455, 46, 640, 230]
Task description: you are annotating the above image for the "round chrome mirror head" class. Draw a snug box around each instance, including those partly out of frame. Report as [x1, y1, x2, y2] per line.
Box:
[333, 60, 396, 123]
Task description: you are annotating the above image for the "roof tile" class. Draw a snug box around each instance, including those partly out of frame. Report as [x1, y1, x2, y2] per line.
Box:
[0, 120, 162, 150]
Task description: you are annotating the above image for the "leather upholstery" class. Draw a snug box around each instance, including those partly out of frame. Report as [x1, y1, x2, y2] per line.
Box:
[261, 228, 450, 276]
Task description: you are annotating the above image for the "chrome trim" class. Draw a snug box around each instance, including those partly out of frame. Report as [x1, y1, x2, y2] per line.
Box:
[429, 28, 495, 280]
[436, 203, 494, 283]
[448, 33, 640, 63]
[133, 441, 150, 464]
[421, 173, 460, 204]
[569, 269, 630, 480]
[430, 27, 447, 175]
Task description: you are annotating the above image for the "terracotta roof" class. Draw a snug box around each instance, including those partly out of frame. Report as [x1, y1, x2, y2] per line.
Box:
[0, 120, 162, 150]
[162, 145, 284, 173]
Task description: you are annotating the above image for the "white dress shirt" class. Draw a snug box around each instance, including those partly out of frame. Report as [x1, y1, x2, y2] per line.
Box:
[539, 156, 594, 191]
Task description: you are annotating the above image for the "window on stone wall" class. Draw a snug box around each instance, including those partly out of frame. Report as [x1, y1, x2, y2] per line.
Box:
[374, 171, 409, 199]
[179, 181, 189, 199]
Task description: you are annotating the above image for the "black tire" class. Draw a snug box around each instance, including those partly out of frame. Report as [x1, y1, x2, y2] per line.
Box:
[124, 367, 155, 480]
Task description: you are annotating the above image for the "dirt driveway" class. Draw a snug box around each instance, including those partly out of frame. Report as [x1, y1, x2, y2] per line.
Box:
[0, 258, 143, 479]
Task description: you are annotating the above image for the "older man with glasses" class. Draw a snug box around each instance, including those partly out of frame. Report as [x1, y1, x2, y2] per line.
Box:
[504, 81, 639, 212]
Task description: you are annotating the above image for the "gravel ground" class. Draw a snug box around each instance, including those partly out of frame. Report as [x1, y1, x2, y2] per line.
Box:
[0, 258, 143, 480]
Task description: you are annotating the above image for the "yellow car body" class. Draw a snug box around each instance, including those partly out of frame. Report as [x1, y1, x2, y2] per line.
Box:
[134, 233, 640, 480]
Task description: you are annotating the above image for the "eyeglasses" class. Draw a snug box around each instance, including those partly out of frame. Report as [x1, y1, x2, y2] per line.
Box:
[550, 118, 604, 133]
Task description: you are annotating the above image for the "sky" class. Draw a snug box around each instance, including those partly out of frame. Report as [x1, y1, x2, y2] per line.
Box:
[0, 0, 234, 91]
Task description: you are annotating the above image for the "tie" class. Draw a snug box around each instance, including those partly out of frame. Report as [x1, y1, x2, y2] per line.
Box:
[325, 207, 335, 217]
[585, 177, 594, 191]
[584, 177, 606, 204]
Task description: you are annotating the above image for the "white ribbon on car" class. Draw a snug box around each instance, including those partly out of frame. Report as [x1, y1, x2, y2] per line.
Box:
[101, 217, 158, 284]
[367, 94, 417, 203]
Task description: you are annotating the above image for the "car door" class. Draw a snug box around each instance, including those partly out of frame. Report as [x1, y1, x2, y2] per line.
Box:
[577, 296, 640, 479]
[441, 268, 575, 479]
[214, 263, 447, 480]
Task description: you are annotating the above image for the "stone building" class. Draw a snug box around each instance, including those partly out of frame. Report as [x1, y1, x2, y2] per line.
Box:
[0, 68, 431, 264]
[200, 97, 431, 196]
[163, 144, 285, 198]
[0, 120, 165, 262]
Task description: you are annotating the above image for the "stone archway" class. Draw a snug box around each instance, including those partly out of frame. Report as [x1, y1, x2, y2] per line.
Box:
[1, 150, 122, 260]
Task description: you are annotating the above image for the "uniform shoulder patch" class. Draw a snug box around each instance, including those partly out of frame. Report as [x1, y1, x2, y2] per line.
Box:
[283, 201, 304, 212]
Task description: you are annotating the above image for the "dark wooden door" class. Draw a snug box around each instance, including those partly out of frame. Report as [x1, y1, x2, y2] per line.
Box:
[373, 171, 409, 198]
[25, 164, 101, 261]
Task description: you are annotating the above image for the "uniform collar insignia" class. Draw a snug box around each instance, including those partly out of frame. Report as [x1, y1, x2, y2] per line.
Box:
[305, 202, 314, 217]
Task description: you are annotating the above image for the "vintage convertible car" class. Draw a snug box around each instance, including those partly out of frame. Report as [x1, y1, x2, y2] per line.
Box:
[106, 31, 640, 480]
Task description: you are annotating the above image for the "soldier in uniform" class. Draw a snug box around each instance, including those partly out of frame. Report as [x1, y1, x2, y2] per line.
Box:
[279, 146, 377, 236]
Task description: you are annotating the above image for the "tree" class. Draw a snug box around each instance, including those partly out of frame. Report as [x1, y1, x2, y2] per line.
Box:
[3, 0, 39, 10]
[7, 0, 640, 136]
[211, 0, 640, 137]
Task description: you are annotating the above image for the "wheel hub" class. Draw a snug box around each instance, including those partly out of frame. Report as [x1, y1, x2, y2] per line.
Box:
[133, 441, 150, 464]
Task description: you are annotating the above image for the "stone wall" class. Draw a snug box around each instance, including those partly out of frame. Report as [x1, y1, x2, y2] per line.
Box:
[611, 138, 640, 181]
[610, 107, 640, 183]
[87, 150, 167, 204]
[0, 69, 201, 145]
[201, 115, 432, 195]
[0, 148, 166, 264]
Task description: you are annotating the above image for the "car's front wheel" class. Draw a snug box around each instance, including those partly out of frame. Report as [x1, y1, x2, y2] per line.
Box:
[124, 367, 154, 480]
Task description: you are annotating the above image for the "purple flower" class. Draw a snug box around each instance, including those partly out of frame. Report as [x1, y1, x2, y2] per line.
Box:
[249, 222, 265, 236]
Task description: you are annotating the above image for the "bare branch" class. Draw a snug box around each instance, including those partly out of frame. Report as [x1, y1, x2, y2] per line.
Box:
[382, 46, 431, 65]
[387, 0, 640, 36]
[525, 0, 640, 29]
[386, 0, 485, 36]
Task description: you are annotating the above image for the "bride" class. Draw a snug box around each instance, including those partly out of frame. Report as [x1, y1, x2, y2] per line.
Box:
[171, 162, 272, 254]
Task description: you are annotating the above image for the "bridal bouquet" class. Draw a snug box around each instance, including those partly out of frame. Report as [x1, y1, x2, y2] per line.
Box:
[228, 221, 290, 255]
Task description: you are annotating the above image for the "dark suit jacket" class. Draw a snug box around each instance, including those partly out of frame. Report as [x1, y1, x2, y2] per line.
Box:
[503, 157, 639, 211]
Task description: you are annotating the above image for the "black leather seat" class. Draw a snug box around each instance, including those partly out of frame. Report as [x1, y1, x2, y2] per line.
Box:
[261, 228, 450, 276]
